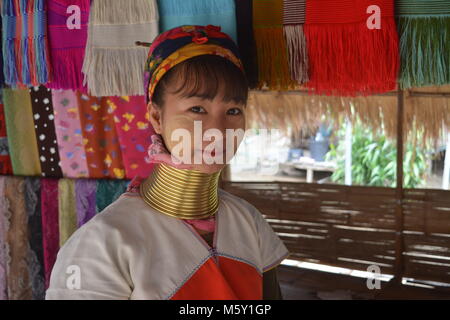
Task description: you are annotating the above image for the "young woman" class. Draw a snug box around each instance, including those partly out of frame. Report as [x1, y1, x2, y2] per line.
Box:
[45, 25, 290, 300]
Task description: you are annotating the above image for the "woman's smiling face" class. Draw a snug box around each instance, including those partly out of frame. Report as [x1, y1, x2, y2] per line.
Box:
[148, 87, 246, 174]
[147, 54, 249, 174]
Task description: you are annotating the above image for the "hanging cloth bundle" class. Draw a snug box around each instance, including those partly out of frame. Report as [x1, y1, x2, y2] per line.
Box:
[1, 0, 51, 88]
[252, 0, 298, 90]
[82, 0, 159, 96]
[157, 0, 238, 43]
[283, 0, 309, 85]
[234, 0, 259, 89]
[47, 0, 91, 91]
[304, 0, 399, 96]
[396, 0, 450, 89]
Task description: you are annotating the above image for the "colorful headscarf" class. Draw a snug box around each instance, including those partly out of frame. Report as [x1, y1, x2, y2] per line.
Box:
[142, 24, 245, 105]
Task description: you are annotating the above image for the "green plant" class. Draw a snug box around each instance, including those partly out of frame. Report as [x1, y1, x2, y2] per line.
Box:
[325, 119, 429, 188]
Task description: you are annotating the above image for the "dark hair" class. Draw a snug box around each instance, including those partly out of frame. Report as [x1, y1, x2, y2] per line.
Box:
[151, 54, 248, 108]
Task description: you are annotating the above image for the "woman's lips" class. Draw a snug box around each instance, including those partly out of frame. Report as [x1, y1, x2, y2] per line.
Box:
[195, 149, 225, 157]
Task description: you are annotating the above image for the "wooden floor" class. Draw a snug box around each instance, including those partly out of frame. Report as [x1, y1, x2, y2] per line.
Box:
[277, 265, 450, 300]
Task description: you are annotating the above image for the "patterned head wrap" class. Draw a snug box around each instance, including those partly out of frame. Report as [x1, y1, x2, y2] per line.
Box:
[141, 24, 245, 105]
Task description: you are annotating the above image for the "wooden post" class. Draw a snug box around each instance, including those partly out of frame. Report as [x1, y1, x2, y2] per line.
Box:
[394, 89, 405, 283]
[443, 133, 450, 190]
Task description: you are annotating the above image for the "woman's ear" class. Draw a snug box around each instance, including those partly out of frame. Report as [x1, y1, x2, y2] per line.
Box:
[147, 102, 163, 134]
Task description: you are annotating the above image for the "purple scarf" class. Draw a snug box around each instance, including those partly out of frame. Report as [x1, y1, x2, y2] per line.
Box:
[46, 0, 91, 91]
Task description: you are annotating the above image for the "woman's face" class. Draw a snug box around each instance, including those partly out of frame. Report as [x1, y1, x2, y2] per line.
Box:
[148, 89, 246, 174]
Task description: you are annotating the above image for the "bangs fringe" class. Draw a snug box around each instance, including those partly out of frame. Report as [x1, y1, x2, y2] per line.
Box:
[154, 55, 248, 106]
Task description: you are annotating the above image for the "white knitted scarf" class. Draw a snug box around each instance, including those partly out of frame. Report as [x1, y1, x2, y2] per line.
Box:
[82, 0, 159, 96]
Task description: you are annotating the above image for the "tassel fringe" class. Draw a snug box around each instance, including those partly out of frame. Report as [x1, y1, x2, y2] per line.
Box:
[398, 16, 450, 89]
[283, 24, 309, 85]
[304, 19, 399, 96]
[82, 47, 149, 96]
[253, 27, 298, 90]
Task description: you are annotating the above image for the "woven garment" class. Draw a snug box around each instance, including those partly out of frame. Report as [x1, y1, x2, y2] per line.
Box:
[76, 93, 125, 179]
[234, 0, 259, 88]
[304, 0, 399, 96]
[75, 178, 97, 227]
[0, 177, 8, 300]
[2, 88, 42, 176]
[95, 179, 129, 213]
[51, 89, 89, 178]
[47, 0, 91, 91]
[396, 0, 450, 89]
[24, 177, 46, 300]
[40, 178, 59, 290]
[253, 0, 298, 90]
[0, 90, 13, 175]
[283, 0, 308, 84]
[157, 0, 238, 43]
[58, 179, 77, 247]
[0, 14, 4, 88]
[29, 86, 63, 178]
[4, 177, 33, 300]
[1, 0, 51, 88]
[107, 96, 156, 180]
[82, 0, 159, 96]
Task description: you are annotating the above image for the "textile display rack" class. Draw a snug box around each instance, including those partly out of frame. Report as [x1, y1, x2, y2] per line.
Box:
[0, 0, 448, 299]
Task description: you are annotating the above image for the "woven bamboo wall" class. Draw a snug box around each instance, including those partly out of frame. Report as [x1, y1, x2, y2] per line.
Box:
[222, 181, 450, 285]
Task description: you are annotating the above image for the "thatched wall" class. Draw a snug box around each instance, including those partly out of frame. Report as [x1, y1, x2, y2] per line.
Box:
[247, 85, 450, 148]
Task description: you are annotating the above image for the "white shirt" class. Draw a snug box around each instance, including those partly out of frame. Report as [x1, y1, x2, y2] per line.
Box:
[45, 188, 290, 300]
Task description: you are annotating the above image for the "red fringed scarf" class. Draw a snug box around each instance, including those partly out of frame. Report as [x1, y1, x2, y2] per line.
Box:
[304, 0, 399, 96]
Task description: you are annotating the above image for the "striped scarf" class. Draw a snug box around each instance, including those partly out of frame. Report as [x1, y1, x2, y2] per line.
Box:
[1, 0, 51, 88]
[252, 0, 298, 90]
[283, 0, 308, 84]
[396, 0, 450, 89]
[304, 0, 399, 96]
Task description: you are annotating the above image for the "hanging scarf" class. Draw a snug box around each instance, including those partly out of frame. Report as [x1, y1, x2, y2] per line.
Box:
[2, 0, 21, 87]
[58, 179, 77, 247]
[24, 177, 45, 300]
[82, 0, 159, 96]
[40, 178, 59, 290]
[1, 0, 51, 88]
[107, 95, 155, 180]
[157, 0, 238, 43]
[75, 178, 97, 227]
[4, 176, 33, 300]
[0, 90, 13, 175]
[51, 89, 89, 178]
[283, 0, 308, 84]
[0, 14, 4, 88]
[396, 0, 450, 89]
[30, 86, 63, 178]
[252, 0, 297, 90]
[46, 0, 91, 91]
[234, 0, 259, 89]
[96, 179, 130, 213]
[2, 88, 42, 176]
[0, 176, 8, 300]
[304, 0, 399, 96]
[76, 93, 125, 179]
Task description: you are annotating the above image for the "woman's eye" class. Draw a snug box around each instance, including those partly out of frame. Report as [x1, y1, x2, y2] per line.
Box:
[190, 106, 206, 113]
[227, 108, 242, 116]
